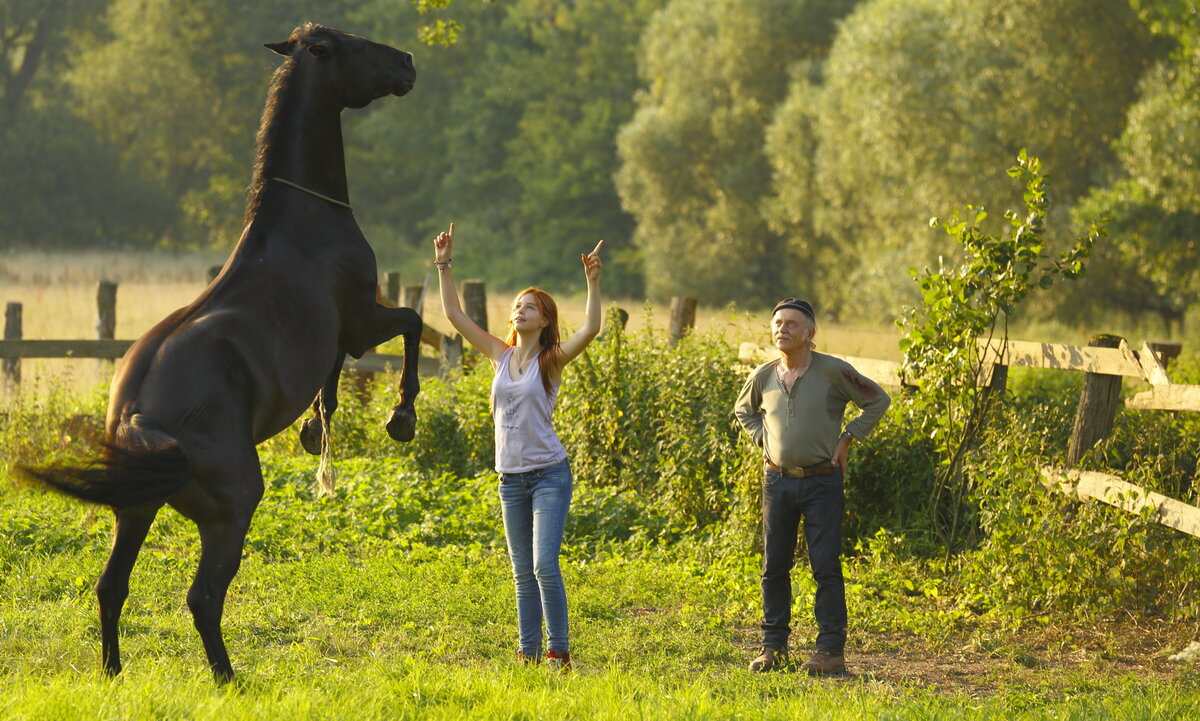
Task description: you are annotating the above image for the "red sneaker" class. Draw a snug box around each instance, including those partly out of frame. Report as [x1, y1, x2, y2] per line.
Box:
[546, 650, 572, 671]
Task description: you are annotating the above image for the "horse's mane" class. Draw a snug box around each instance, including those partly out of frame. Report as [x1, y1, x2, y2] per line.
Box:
[244, 22, 327, 222]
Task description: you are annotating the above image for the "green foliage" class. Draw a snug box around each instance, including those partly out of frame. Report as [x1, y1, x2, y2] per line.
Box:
[3, 378, 1200, 715]
[899, 152, 1100, 553]
[350, 0, 654, 296]
[1066, 40, 1200, 331]
[616, 0, 858, 305]
[557, 306, 760, 528]
[811, 0, 1150, 320]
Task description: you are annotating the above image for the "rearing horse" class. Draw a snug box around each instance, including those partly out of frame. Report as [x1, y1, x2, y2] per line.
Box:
[20, 24, 419, 682]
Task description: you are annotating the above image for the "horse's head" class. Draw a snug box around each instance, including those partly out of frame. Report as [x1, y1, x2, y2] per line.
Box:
[266, 24, 415, 109]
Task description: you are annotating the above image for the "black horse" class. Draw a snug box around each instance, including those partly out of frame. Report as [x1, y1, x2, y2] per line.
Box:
[20, 24, 419, 682]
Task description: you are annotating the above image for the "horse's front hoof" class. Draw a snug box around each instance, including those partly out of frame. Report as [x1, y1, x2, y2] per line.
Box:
[386, 406, 417, 443]
[102, 660, 122, 678]
[213, 666, 235, 685]
[299, 417, 322, 455]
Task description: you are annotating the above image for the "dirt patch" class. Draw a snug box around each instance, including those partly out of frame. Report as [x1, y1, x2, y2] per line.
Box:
[734, 618, 1199, 696]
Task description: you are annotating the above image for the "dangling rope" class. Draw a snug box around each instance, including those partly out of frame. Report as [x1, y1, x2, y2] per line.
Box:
[315, 390, 336, 496]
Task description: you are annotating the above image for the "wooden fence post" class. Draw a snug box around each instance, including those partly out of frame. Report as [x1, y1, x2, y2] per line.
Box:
[402, 285, 424, 315]
[3, 302, 21, 388]
[383, 271, 402, 307]
[97, 281, 118, 341]
[1067, 334, 1124, 466]
[442, 334, 464, 373]
[463, 280, 488, 333]
[669, 296, 697, 345]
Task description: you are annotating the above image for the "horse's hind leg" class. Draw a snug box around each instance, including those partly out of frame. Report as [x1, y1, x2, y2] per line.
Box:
[300, 353, 345, 455]
[176, 454, 264, 683]
[188, 515, 255, 683]
[97, 505, 161, 676]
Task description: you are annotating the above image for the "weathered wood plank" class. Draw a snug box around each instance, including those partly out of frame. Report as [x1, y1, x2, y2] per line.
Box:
[1125, 384, 1200, 412]
[1138, 341, 1171, 385]
[0, 339, 134, 358]
[1040, 466, 1200, 539]
[0, 341, 439, 376]
[737, 342, 905, 386]
[980, 339, 1144, 377]
[345, 353, 438, 376]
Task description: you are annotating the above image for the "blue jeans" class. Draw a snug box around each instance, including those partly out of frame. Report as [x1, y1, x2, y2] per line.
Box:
[760, 467, 847, 654]
[498, 458, 573, 656]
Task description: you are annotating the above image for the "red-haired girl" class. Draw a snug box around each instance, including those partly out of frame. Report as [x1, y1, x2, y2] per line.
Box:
[434, 223, 603, 669]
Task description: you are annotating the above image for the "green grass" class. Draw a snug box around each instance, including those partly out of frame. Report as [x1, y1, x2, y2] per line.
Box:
[3, 330, 1200, 719]
[2, 461, 1199, 720]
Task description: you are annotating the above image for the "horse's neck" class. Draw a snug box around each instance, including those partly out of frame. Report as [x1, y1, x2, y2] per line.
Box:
[255, 72, 348, 203]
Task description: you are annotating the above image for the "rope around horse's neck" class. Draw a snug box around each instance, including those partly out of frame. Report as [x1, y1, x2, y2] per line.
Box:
[270, 177, 353, 211]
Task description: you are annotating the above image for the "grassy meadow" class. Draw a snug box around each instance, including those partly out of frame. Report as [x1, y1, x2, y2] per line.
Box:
[3, 251, 1200, 719]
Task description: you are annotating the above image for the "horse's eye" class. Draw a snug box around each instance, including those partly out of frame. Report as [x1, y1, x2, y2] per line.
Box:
[308, 43, 329, 58]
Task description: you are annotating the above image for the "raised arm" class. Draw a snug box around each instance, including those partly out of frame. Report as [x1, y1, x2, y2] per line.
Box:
[556, 239, 604, 368]
[434, 223, 509, 363]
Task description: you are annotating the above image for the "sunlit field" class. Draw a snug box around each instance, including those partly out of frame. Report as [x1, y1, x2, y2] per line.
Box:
[1, 251, 903, 399]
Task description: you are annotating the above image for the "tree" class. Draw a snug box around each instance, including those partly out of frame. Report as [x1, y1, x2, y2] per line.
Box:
[350, 0, 657, 295]
[0, 0, 109, 130]
[0, 0, 170, 248]
[811, 0, 1151, 320]
[1065, 3, 1200, 332]
[616, 0, 858, 305]
[65, 0, 354, 247]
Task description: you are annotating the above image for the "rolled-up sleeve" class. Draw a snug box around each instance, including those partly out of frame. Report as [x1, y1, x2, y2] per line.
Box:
[837, 365, 891, 440]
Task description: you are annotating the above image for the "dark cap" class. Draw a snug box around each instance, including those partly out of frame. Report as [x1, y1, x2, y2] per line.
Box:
[772, 298, 814, 320]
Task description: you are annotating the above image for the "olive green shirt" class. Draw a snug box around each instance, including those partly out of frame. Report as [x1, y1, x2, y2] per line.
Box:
[734, 353, 891, 469]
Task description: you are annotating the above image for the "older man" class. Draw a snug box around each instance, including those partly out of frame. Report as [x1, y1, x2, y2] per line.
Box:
[734, 298, 891, 675]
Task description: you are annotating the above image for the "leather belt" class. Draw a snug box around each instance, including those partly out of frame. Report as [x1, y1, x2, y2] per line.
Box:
[764, 460, 837, 478]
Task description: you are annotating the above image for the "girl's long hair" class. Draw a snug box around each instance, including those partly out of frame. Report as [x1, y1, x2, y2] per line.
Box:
[505, 287, 561, 397]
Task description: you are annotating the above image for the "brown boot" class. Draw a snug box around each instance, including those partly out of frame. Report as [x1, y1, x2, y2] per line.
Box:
[749, 647, 786, 672]
[800, 649, 845, 676]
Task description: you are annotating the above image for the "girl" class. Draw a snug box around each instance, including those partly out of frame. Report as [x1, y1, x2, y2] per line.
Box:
[434, 222, 603, 669]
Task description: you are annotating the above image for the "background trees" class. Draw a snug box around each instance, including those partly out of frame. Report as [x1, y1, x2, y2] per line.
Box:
[615, 0, 858, 305]
[3, 0, 1199, 328]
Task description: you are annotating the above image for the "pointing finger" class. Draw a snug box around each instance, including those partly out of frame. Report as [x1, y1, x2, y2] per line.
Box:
[448, 221, 455, 238]
[590, 239, 604, 256]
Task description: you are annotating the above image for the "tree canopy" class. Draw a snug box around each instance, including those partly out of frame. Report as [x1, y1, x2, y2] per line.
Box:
[4, 0, 1200, 327]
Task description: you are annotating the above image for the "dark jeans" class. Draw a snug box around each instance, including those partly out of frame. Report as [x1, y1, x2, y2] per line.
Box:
[760, 467, 846, 654]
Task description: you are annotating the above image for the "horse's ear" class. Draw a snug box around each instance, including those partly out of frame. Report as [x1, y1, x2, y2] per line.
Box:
[265, 40, 295, 56]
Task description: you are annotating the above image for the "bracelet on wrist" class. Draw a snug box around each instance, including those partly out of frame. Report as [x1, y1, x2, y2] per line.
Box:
[839, 430, 853, 443]
[434, 258, 452, 270]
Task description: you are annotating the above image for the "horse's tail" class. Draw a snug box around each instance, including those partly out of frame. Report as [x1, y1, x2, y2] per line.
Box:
[17, 417, 189, 507]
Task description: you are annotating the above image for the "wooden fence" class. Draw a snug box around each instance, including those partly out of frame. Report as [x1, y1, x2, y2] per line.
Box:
[739, 335, 1200, 541]
[16, 283, 1193, 541]
[0, 277, 483, 386]
[2, 280, 705, 389]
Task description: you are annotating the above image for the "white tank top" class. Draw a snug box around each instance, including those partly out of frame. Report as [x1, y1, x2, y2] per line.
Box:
[491, 346, 568, 474]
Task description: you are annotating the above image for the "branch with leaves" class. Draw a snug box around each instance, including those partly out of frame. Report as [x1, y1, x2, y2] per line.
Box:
[898, 150, 1103, 559]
